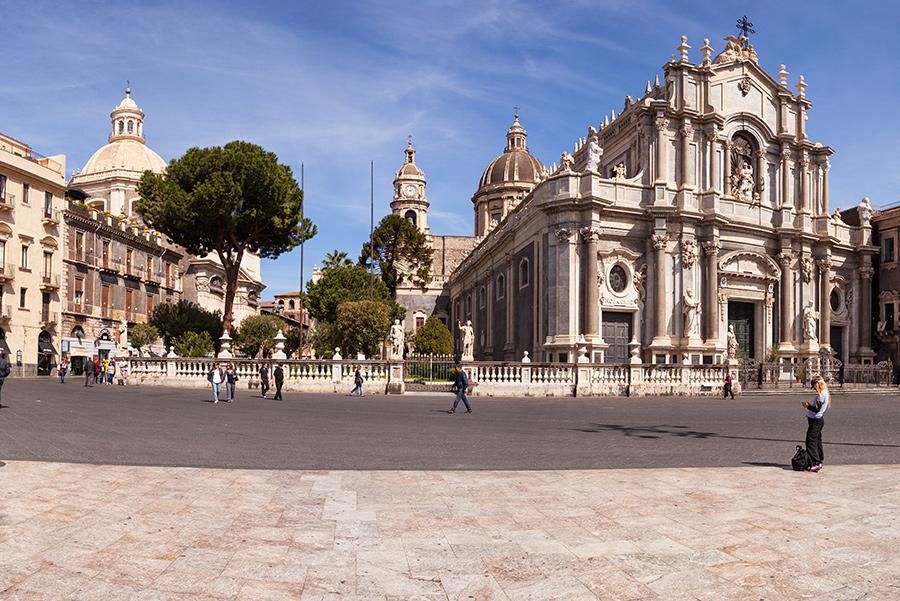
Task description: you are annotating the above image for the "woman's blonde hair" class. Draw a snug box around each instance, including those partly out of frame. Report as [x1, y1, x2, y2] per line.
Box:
[814, 378, 828, 394]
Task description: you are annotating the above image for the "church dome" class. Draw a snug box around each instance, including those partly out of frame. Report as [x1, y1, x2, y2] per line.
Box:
[74, 85, 166, 179]
[477, 114, 544, 190]
[395, 137, 424, 179]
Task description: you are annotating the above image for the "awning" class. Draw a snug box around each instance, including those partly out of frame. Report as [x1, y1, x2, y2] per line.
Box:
[67, 348, 91, 358]
[38, 338, 57, 355]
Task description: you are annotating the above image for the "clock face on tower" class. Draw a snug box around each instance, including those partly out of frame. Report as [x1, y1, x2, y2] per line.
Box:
[402, 184, 417, 198]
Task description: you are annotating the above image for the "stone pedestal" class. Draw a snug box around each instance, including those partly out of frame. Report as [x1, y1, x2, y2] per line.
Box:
[272, 329, 287, 360]
[727, 358, 741, 396]
[386, 363, 405, 395]
[217, 333, 233, 359]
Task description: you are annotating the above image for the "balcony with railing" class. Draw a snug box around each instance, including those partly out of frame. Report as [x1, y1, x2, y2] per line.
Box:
[40, 273, 61, 290]
[42, 208, 61, 226]
[68, 250, 94, 266]
[0, 304, 11, 322]
[99, 305, 114, 319]
[0, 263, 14, 283]
[124, 262, 144, 279]
[125, 309, 139, 322]
[98, 256, 123, 272]
[145, 268, 163, 284]
[0, 192, 14, 211]
[66, 301, 94, 316]
[40, 310, 59, 327]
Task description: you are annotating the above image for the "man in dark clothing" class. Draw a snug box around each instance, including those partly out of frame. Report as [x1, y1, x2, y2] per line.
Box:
[0, 350, 11, 408]
[723, 372, 735, 399]
[84, 357, 94, 387]
[258, 365, 270, 398]
[273, 363, 284, 400]
[449, 366, 472, 414]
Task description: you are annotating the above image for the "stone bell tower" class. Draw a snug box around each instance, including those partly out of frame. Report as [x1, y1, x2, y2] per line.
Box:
[390, 136, 429, 234]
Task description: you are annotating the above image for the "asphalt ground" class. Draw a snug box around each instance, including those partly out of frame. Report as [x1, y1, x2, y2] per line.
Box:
[0, 379, 898, 470]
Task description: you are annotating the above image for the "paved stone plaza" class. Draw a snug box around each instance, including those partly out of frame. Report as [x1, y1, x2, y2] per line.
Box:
[1, 381, 899, 599]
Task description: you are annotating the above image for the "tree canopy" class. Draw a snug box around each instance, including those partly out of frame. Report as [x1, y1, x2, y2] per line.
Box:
[305, 264, 402, 324]
[409, 316, 453, 355]
[335, 300, 392, 357]
[322, 249, 353, 270]
[359, 214, 432, 295]
[233, 313, 282, 358]
[149, 300, 223, 350]
[128, 323, 159, 355]
[136, 140, 316, 333]
[174, 331, 214, 358]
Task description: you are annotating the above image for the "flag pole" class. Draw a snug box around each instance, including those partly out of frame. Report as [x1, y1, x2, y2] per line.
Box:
[299, 162, 306, 357]
[370, 160, 375, 299]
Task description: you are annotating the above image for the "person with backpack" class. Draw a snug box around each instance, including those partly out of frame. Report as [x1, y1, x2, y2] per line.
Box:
[225, 363, 238, 402]
[0, 350, 11, 408]
[207, 362, 225, 404]
[349, 365, 364, 396]
[273, 363, 284, 400]
[723, 371, 735, 399]
[449, 365, 472, 414]
[258, 364, 270, 398]
[802, 377, 830, 473]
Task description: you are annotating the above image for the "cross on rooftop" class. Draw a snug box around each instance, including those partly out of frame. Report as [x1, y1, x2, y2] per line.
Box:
[736, 15, 755, 38]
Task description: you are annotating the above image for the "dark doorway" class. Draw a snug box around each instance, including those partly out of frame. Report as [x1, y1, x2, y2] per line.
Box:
[602, 312, 633, 363]
[728, 302, 755, 359]
[37, 331, 53, 376]
[830, 326, 844, 362]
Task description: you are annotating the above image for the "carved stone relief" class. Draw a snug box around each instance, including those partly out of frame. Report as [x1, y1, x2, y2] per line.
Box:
[680, 239, 699, 268]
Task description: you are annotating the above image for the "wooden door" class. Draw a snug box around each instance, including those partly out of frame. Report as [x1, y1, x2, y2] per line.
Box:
[602, 312, 633, 363]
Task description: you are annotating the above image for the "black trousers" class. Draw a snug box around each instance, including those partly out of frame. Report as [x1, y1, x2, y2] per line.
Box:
[274, 381, 283, 400]
[806, 417, 825, 464]
[723, 383, 734, 399]
[0, 379, 4, 406]
[260, 379, 269, 396]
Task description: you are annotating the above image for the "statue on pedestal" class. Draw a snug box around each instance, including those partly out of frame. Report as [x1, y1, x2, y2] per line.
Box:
[389, 319, 405, 360]
[726, 324, 739, 361]
[585, 136, 601, 173]
[458, 320, 475, 360]
[683, 290, 701, 340]
[803, 302, 819, 342]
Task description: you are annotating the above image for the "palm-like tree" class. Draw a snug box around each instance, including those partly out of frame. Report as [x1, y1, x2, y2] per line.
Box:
[323, 249, 353, 269]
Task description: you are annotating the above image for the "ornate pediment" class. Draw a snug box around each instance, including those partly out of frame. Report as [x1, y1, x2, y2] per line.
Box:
[718, 249, 781, 280]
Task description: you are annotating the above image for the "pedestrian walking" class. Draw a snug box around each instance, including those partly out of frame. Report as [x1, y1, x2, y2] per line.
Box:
[258, 364, 270, 398]
[106, 359, 116, 385]
[350, 365, 364, 396]
[273, 363, 284, 400]
[94, 357, 102, 385]
[117, 358, 129, 386]
[0, 349, 11, 408]
[802, 376, 830, 473]
[723, 371, 735, 399]
[100, 358, 109, 385]
[225, 363, 238, 402]
[449, 365, 472, 414]
[207, 362, 225, 404]
[84, 357, 94, 387]
[59, 356, 69, 384]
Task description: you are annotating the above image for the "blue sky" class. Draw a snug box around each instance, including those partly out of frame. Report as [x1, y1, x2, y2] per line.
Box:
[3, 1, 898, 298]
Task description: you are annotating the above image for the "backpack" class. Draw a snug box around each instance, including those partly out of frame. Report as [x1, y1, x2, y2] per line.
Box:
[791, 445, 811, 471]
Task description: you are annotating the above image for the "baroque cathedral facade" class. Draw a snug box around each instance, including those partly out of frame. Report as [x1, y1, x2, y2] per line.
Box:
[394, 33, 878, 366]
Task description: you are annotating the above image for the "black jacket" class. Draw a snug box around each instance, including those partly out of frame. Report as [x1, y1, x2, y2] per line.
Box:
[273, 366, 284, 384]
[0, 357, 10, 380]
[258, 366, 269, 381]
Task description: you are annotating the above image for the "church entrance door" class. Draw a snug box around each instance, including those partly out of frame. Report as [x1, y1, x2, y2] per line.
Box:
[602, 312, 632, 364]
[830, 326, 844, 362]
[728, 301, 755, 359]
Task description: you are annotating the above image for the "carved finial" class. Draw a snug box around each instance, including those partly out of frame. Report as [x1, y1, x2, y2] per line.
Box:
[796, 74, 807, 98]
[125, 80, 131, 98]
[603, 115, 609, 127]
[610, 109, 616, 121]
[700, 38, 713, 64]
[678, 35, 691, 62]
[778, 64, 789, 87]
[646, 80, 652, 95]
[654, 74, 661, 88]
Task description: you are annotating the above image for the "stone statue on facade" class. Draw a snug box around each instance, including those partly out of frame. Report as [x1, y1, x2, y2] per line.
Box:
[858, 197, 874, 226]
[559, 151, 575, 172]
[458, 320, 475, 361]
[613, 162, 627, 179]
[680, 238, 699, 268]
[389, 319, 405, 360]
[730, 159, 754, 203]
[585, 136, 602, 173]
[683, 290, 701, 340]
[726, 324, 739, 361]
[117, 318, 128, 349]
[803, 302, 819, 342]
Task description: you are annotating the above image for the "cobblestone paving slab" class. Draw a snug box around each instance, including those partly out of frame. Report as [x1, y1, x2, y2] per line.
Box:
[1, 461, 899, 600]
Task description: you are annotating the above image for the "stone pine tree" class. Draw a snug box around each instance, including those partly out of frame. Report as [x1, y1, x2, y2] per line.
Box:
[359, 214, 432, 296]
[136, 141, 316, 333]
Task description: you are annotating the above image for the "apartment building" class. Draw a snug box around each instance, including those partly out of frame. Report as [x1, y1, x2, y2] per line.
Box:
[0, 132, 66, 376]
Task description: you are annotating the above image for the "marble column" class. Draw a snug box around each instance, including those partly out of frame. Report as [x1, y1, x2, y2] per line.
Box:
[702, 241, 720, 343]
[821, 160, 830, 215]
[859, 265, 874, 354]
[780, 145, 791, 211]
[778, 252, 794, 349]
[799, 154, 810, 214]
[504, 256, 513, 353]
[652, 234, 668, 342]
[581, 228, 600, 339]
[708, 132, 719, 192]
[723, 141, 732, 197]
[680, 121, 691, 189]
[818, 257, 832, 348]
[655, 115, 668, 183]
[755, 149, 766, 201]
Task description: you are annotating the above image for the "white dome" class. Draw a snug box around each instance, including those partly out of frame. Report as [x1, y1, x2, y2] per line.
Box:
[78, 139, 166, 177]
[116, 96, 139, 110]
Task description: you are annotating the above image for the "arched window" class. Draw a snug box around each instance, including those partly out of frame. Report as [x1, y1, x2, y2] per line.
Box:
[137, 122, 142, 136]
[404, 210, 417, 227]
[127, 120, 134, 134]
[479, 286, 486, 309]
[71, 326, 85, 339]
[289, 300, 296, 310]
[118, 120, 124, 134]
[496, 274, 505, 300]
[519, 258, 530, 288]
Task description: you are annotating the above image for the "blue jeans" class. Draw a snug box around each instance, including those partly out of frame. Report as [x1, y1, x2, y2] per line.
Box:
[211, 382, 220, 402]
[451, 389, 471, 412]
[226, 382, 235, 401]
[351, 382, 363, 396]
